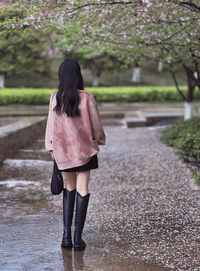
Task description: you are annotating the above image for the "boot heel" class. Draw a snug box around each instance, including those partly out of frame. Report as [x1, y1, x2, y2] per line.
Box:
[74, 239, 86, 251]
[61, 240, 73, 248]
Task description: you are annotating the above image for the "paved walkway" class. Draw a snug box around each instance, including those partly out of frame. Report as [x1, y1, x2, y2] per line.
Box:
[1, 102, 200, 117]
[0, 125, 199, 270]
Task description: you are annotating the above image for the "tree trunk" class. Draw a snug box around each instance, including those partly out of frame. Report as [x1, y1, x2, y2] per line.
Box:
[92, 71, 100, 86]
[170, 63, 197, 120]
[183, 64, 196, 120]
[132, 66, 141, 82]
[158, 59, 163, 72]
[184, 102, 193, 120]
[0, 74, 5, 88]
[92, 76, 99, 86]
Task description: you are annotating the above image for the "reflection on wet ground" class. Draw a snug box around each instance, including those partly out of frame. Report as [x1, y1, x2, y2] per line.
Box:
[0, 117, 26, 127]
[0, 125, 199, 271]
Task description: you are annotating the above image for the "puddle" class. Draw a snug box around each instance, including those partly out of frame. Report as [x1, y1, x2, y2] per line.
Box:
[18, 148, 47, 153]
[3, 159, 53, 168]
[0, 179, 41, 188]
[0, 117, 25, 127]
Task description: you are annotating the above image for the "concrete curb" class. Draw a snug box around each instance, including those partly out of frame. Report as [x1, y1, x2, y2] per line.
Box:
[126, 113, 185, 128]
[146, 113, 184, 126]
[0, 117, 46, 165]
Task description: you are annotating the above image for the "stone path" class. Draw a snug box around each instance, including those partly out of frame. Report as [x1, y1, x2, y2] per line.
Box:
[0, 125, 199, 271]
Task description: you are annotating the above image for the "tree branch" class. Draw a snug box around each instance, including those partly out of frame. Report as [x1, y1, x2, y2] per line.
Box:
[68, 1, 137, 13]
[170, 0, 200, 13]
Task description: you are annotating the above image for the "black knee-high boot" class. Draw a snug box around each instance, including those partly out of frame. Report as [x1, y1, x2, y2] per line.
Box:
[61, 188, 76, 248]
[74, 191, 90, 251]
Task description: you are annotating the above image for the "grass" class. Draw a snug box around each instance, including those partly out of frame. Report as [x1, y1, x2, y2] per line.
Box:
[188, 167, 200, 187]
[0, 86, 197, 105]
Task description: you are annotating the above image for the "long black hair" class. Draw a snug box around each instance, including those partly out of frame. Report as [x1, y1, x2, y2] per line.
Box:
[53, 58, 84, 117]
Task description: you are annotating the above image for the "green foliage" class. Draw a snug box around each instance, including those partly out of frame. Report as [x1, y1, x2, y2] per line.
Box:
[0, 86, 199, 105]
[0, 5, 51, 76]
[0, 29, 51, 76]
[0, 4, 25, 29]
[160, 117, 200, 160]
[63, 50, 124, 76]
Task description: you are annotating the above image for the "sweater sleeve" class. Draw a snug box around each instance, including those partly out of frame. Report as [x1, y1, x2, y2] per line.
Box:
[88, 94, 106, 145]
[45, 93, 53, 152]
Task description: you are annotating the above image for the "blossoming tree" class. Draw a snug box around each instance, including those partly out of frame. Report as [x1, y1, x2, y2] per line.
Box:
[1, 0, 200, 118]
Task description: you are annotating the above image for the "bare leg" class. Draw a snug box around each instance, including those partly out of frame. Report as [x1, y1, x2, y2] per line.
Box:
[76, 170, 91, 197]
[62, 172, 77, 191]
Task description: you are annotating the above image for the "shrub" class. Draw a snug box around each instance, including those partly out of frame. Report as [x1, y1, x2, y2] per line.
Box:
[160, 117, 200, 160]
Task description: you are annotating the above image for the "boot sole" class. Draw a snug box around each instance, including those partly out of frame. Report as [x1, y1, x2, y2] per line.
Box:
[61, 244, 73, 249]
[61, 242, 73, 249]
[73, 244, 86, 251]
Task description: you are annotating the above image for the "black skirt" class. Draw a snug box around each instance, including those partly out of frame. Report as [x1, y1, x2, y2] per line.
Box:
[60, 154, 98, 172]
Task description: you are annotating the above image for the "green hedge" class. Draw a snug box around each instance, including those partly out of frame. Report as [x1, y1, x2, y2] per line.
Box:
[160, 117, 200, 160]
[0, 88, 52, 105]
[90, 86, 197, 102]
[0, 86, 200, 105]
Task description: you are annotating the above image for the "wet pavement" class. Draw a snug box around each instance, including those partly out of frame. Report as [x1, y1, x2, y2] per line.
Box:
[2, 102, 200, 116]
[0, 116, 25, 127]
[0, 125, 200, 271]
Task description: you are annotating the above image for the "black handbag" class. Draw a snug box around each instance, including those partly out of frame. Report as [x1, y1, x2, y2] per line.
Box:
[51, 160, 64, 195]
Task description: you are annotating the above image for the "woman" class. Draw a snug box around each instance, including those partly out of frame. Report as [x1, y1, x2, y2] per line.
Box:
[45, 58, 106, 251]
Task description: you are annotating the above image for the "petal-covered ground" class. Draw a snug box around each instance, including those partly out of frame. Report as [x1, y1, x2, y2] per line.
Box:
[0, 125, 199, 271]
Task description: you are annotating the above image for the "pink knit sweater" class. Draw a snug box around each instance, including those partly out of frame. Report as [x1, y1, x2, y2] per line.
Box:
[45, 89, 106, 170]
